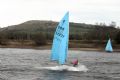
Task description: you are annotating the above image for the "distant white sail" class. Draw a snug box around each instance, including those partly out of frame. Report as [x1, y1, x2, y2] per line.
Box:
[105, 38, 113, 52]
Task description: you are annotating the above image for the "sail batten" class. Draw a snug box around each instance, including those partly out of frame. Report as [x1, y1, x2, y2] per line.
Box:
[51, 12, 69, 64]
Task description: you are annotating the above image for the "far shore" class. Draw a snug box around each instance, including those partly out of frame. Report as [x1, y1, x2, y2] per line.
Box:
[0, 45, 120, 52]
[0, 40, 120, 52]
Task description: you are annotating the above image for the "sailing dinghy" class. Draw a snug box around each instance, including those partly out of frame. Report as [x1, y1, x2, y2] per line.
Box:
[105, 38, 113, 52]
[34, 12, 88, 72]
[49, 12, 88, 71]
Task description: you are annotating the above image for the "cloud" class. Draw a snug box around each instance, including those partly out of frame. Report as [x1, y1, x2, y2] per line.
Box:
[0, 0, 120, 27]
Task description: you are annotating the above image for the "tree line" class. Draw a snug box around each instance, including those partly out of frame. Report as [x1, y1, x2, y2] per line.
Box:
[0, 21, 120, 46]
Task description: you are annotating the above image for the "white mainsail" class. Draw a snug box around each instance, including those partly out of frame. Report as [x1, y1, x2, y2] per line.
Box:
[105, 38, 113, 52]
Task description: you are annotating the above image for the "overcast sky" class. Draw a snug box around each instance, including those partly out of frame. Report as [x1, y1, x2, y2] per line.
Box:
[0, 0, 120, 27]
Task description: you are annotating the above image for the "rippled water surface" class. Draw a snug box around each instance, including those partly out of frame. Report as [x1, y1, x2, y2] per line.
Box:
[0, 48, 120, 80]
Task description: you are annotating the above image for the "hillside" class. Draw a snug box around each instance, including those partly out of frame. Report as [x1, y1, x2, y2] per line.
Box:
[0, 20, 119, 40]
[0, 20, 93, 33]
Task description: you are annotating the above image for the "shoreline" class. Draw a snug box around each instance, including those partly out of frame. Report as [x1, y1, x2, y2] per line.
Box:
[0, 45, 120, 52]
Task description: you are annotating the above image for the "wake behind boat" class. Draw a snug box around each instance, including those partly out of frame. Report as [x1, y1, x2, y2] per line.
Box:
[34, 64, 88, 72]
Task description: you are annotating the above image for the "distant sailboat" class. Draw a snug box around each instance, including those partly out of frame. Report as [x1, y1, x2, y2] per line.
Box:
[105, 38, 113, 52]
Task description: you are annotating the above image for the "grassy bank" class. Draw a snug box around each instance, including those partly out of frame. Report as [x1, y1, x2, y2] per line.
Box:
[0, 40, 120, 51]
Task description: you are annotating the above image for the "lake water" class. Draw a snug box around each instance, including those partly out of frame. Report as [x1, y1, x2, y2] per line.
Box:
[0, 48, 120, 80]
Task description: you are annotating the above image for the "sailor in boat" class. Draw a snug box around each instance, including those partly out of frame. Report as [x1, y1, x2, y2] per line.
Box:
[71, 59, 79, 67]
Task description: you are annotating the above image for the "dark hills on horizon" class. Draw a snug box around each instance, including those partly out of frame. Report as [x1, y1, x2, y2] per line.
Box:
[0, 20, 119, 41]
